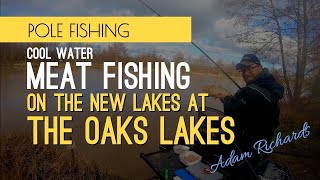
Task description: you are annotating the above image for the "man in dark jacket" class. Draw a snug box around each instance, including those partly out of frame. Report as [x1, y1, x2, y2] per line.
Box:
[211, 54, 284, 179]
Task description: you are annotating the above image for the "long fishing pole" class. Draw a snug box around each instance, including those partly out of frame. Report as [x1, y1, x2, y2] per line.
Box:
[137, 0, 242, 90]
[136, 1, 262, 179]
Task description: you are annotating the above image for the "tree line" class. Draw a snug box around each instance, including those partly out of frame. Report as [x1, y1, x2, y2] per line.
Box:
[0, 43, 240, 77]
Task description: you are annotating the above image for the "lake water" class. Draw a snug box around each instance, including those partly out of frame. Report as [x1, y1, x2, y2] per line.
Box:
[0, 65, 243, 179]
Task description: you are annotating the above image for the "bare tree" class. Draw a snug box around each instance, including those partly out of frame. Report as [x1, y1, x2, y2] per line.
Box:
[223, 0, 320, 103]
[172, 51, 185, 63]
[100, 43, 129, 63]
[0, 43, 29, 64]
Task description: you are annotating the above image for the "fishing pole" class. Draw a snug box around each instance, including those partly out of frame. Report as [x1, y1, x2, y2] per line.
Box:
[137, 0, 242, 90]
[136, 1, 262, 179]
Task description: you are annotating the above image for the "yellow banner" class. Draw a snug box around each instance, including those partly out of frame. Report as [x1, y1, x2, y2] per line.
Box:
[0, 17, 191, 42]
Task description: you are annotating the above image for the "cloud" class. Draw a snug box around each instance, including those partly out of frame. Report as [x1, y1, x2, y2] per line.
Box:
[214, 18, 235, 40]
[1, 0, 246, 62]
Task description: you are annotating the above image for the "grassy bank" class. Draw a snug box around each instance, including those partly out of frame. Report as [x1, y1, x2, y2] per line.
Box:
[269, 102, 320, 179]
[0, 133, 125, 180]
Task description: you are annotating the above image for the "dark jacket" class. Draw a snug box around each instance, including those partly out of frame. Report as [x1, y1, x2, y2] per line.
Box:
[223, 68, 284, 148]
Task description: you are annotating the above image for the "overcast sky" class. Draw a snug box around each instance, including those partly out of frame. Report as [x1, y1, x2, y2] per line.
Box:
[1, 0, 249, 63]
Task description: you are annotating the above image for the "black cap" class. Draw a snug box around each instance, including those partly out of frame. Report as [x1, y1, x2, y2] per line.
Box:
[236, 54, 261, 70]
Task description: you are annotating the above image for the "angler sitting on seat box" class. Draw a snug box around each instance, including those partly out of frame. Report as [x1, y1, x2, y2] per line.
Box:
[209, 54, 284, 179]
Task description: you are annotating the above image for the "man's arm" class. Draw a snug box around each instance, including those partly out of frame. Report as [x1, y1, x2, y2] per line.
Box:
[224, 88, 271, 134]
